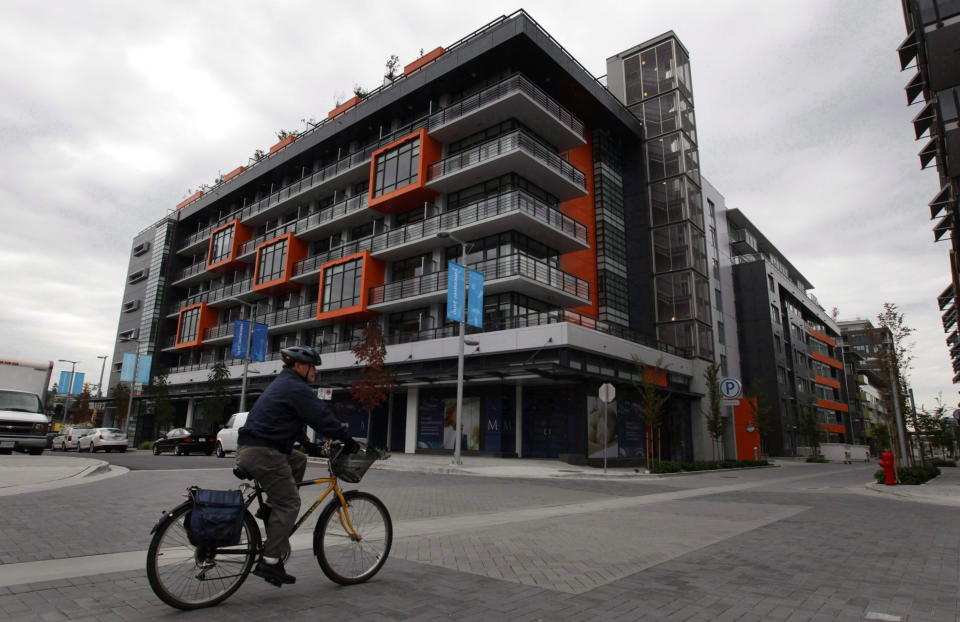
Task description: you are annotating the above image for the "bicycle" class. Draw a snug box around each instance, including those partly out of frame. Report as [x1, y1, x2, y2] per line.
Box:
[146, 442, 392, 610]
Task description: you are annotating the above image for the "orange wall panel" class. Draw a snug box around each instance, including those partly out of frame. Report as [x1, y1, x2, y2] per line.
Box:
[367, 128, 440, 214]
[252, 233, 307, 295]
[558, 132, 598, 317]
[327, 96, 362, 120]
[807, 329, 836, 347]
[810, 351, 843, 370]
[222, 166, 246, 183]
[174, 303, 219, 349]
[315, 251, 385, 322]
[733, 398, 763, 461]
[176, 190, 204, 210]
[403, 47, 445, 75]
[206, 219, 252, 273]
[820, 423, 847, 434]
[816, 398, 849, 413]
[642, 366, 668, 387]
[269, 135, 297, 154]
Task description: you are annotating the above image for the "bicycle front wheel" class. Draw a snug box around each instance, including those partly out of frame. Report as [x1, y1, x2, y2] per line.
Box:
[146, 501, 260, 610]
[314, 490, 392, 585]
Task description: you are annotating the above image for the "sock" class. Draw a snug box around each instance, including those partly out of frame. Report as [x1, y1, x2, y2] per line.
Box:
[262, 556, 279, 565]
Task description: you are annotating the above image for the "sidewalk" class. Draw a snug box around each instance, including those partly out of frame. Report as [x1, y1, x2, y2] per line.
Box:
[865, 462, 960, 507]
[0, 454, 127, 497]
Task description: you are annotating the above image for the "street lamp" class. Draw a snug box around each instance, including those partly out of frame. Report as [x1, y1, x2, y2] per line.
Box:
[437, 230, 477, 466]
[96, 355, 108, 398]
[57, 359, 78, 427]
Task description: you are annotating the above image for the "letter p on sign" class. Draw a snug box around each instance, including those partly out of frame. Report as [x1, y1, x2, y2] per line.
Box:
[719, 378, 742, 399]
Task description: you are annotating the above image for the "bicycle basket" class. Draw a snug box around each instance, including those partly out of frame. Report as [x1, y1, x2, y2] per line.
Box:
[331, 449, 377, 483]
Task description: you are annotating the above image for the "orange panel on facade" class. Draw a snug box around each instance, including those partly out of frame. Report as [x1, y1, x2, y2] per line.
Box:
[403, 47, 445, 75]
[327, 96, 362, 120]
[252, 233, 307, 295]
[367, 128, 441, 214]
[316, 251, 385, 322]
[206, 219, 252, 274]
[813, 375, 841, 390]
[642, 366, 668, 387]
[558, 133, 598, 317]
[733, 398, 763, 461]
[222, 166, 246, 183]
[174, 303, 218, 349]
[820, 423, 847, 434]
[269, 135, 297, 154]
[176, 190, 204, 211]
[808, 328, 836, 347]
[816, 398, 849, 413]
[810, 351, 843, 369]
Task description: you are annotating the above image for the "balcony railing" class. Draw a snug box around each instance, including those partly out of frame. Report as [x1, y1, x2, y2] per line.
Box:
[293, 237, 373, 278]
[369, 189, 587, 254]
[172, 262, 207, 283]
[428, 73, 584, 139]
[173, 279, 254, 309]
[369, 253, 589, 305]
[428, 130, 586, 190]
[202, 302, 319, 342]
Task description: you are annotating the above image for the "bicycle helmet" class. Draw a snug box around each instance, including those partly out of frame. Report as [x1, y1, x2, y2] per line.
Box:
[280, 345, 322, 367]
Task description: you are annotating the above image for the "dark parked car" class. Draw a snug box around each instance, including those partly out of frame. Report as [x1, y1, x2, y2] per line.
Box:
[152, 428, 216, 456]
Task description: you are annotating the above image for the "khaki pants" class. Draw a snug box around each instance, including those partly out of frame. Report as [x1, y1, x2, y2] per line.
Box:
[236, 445, 307, 559]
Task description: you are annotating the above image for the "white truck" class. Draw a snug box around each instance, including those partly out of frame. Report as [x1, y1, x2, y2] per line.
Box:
[0, 357, 53, 455]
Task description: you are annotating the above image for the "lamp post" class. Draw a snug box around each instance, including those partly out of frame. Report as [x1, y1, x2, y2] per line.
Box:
[96, 355, 108, 398]
[232, 299, 260, 413]
[437, 230, 476, 466]
[57, 359, 78, 427]
[121, 338, 142, 437]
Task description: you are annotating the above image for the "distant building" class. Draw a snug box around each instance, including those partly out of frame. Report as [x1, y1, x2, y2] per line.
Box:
[897, 1, 960, 382]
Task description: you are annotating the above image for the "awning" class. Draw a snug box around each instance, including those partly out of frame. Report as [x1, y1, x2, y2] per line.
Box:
[905, 71, 925, 106]
[912, 100, 936, 139]
[933, 210, 953, 242]
[929, 185, 953, 219]
[919, 137, 938, 169]
[897, 30, 918, 70]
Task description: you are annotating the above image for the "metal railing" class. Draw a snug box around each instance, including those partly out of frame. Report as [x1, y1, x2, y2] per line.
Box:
[238, 194, 369, 258]
[172, 262, 207, 283]
[428, 130, 586, 190]
[293, 237, 373, 277]
[369, 189, 587, 253]
[201, 303, 320, 342]
[369, 253, 589, 305]
[429, 73, 584, 138]
[170, 279, 254, 309]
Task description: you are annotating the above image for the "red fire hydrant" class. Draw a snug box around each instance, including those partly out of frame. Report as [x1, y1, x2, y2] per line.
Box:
[879, 450, 896, 485]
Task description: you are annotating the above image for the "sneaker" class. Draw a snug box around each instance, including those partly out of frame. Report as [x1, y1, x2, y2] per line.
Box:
[253, 559, 296, 585]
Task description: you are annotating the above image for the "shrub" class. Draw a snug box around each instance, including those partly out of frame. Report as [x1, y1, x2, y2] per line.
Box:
[650, 460, 681, 473]
[139, 441, 153, 450]
[874, 469, 885, 484]
[932, 459, 956, 468]
[806, 455, 828, 463]
[897, 465, 940, 485]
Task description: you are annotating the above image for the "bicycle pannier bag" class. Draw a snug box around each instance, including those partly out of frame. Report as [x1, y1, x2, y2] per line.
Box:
[186, 488, 245, 548]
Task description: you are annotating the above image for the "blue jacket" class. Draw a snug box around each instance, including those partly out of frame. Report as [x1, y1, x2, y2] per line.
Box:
[238, 368, 351, 454]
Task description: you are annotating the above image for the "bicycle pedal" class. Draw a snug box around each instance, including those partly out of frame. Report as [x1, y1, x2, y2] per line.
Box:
[265, 577, 283, 587]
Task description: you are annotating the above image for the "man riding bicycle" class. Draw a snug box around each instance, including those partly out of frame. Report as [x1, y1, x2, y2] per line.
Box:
[236, 345, 359, 586]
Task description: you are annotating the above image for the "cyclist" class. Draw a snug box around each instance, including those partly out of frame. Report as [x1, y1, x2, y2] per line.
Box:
[236, 345, 359, 586]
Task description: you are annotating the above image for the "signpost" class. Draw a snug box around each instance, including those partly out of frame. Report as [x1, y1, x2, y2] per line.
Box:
[317, 387, 333, 400]
[599, 383, 616, 474]
[719, 377, 743, 399]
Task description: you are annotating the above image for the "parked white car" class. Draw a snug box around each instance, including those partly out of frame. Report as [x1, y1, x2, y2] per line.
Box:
[215, 412, 248, 458]
[78, 428, 128, 453]
[61, 426, 94, 451]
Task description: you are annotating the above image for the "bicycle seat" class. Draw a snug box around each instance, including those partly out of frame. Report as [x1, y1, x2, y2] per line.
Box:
[233, 466, 253, 480]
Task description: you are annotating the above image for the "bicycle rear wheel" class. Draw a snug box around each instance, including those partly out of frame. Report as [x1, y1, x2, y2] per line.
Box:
[314, 490, 392, 585]
[146, 501, 260, 610]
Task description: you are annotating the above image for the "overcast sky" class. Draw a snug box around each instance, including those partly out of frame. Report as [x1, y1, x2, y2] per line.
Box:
[0, 1, 951, 410]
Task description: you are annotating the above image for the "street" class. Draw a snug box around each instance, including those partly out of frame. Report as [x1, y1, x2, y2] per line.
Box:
[0, 457, 956, 621]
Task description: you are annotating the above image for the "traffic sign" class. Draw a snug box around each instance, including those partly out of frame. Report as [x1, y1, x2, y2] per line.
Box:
[719, 377, 742, 399]
[599, 383, 616, 404]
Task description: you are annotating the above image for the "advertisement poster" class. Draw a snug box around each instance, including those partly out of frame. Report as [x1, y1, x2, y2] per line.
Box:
[417, 395, 444, 449]
[443, 397, 480, 451]
[617, 400, 645, 458]
[587, 395, 618, 458]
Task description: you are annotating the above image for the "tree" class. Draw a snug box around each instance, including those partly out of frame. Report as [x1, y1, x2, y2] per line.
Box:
[702, 362, 725, 460]
[798, 399, 821, 456]
[632, 356, 670, 471]
[276, 129, 296, 141]
[149, 373, 176, 434]
[251, 148, 266, 163]
[203, 362, 233, 429]
[112, 382, 130, 429]
[352, 84, 368, 99]
[384, 54, 400, 81]
[350, 321, 397, 442]
[73, 387, 92, 424]
[876, 302, 915, 466]
[744, 381, 772, 457]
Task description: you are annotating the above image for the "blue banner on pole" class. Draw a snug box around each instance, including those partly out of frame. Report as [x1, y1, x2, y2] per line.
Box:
[446, 262, 465, 323]
[71, 372, 86, 395]
[135, 356, 152, 384]
[57, 371, 72, 394]
[467, 269, 484, 328]
[251, 322, 268, 362]
[231, 320, 250, 359]
[119, 353, 137, 383]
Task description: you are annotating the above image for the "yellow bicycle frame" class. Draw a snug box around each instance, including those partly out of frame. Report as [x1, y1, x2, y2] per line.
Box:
[290, 477, 362, 538]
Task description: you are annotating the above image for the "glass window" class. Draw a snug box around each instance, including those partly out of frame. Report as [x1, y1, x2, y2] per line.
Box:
[178, 307, 200, 343]
[717, 320, 725, 345]
[373, 138, 420, 197]
[257, 239, 288, 284]
[322, 259, 363, 312]
[210, 226, 234, 264]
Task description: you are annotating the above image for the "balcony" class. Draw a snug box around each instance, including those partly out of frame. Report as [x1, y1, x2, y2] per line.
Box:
[368, 189, 589, 262]
[171, 279, 261, 312]
[170, 262, 210, 288]
[943, 305, 957, 332]
[427, 130, 587, 201]
[428, 74, 586, 151]
[202, 302, 321, 344]
[178, 223, 221, 255]
[938, 283, 955, 310]
[729, 228, 757, 255]
[292, 237, 374, 283]
[368, 253, 590, 313]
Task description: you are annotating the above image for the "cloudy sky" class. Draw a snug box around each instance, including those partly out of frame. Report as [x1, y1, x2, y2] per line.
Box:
[0, 1, 951, 409]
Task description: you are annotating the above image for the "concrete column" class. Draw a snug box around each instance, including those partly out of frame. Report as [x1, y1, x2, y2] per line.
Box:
[515, 384, 523, 458]
[185, 398, 195, 429]
[404, 388, 419, 454]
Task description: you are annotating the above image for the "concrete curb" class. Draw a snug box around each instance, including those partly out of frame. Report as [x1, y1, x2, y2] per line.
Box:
[0, 457, 128, 497]
[863, 480, 960, 507]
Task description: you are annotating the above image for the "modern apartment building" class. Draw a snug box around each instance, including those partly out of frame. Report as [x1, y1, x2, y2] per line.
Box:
[112, 11, 722, 460]
[725, 209, 851, 456]
[897, 1, 960, 382]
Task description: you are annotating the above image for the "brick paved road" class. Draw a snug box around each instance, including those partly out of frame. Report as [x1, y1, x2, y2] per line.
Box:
[1, 462, 956, 621]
